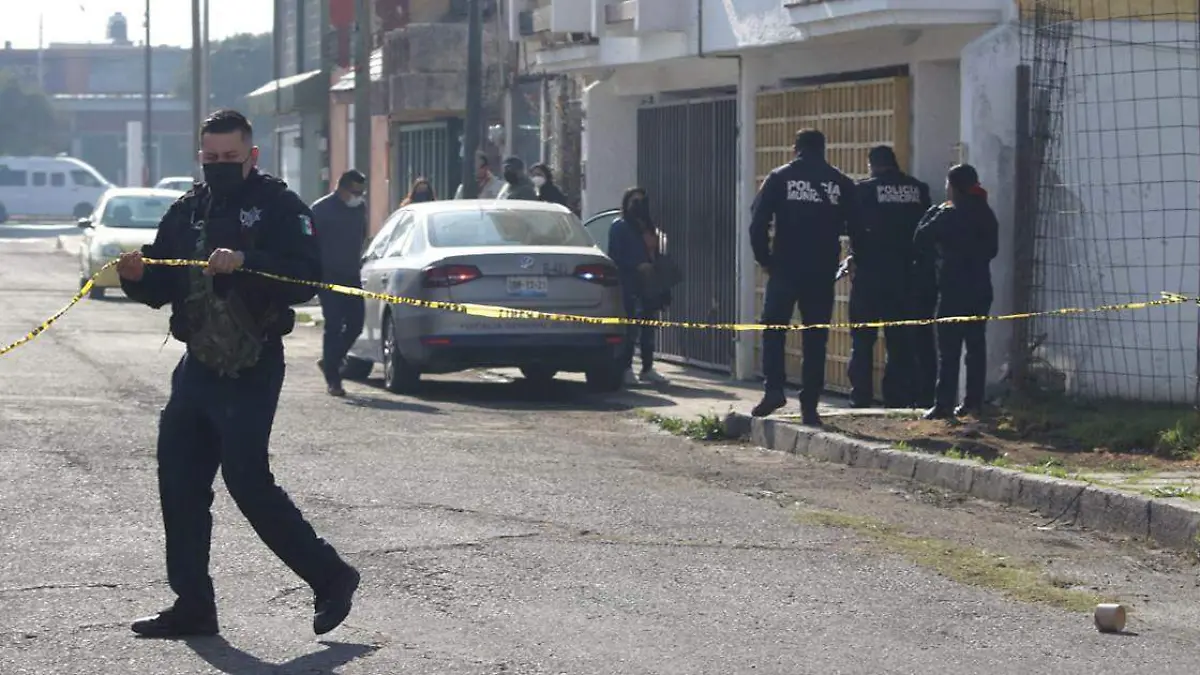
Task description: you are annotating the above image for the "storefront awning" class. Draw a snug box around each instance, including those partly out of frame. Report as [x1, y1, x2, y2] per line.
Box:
[244, 69, 328, 117]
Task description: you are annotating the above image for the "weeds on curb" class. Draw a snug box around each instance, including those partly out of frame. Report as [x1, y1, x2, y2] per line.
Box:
[795, 509, 1109, 613]
[643, 412, 729, 442]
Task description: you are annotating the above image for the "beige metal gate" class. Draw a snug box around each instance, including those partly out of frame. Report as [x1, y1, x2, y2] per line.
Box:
[753, 75, 912, 396]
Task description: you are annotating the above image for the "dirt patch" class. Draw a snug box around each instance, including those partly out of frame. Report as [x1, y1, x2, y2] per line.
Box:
[824, 394, 1200, 474]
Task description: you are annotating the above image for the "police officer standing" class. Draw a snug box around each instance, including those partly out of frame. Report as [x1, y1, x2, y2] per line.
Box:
[912, 163, 999, 419]
[750, 129, 856, 426]
[115, 110, 360, 638]
[846, 146, 931, 408]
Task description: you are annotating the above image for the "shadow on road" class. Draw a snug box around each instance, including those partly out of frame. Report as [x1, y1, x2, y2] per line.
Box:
[340, 394, 444, 415]
[184, 636, 379, 674]
[360, 375, 679, 412]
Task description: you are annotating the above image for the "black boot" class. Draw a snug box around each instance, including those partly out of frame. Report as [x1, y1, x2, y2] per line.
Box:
[131, 606, 219, 639]
[922, 405, 953, 421]
[801, 407, 823, 427]
[313, 566, 361, 635]
[751, 390, 787, 418]
[955, 403, 983, 417]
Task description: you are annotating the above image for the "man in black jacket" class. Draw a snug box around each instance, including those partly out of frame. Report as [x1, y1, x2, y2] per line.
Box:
[116, 109, 360, 639]
[846, 145, 931, 408]
[749, 129, 856, 426]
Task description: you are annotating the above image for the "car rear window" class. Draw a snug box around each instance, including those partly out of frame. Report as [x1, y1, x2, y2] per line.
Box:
[101, 196, 175, 228]
[427, 209, 594, 248]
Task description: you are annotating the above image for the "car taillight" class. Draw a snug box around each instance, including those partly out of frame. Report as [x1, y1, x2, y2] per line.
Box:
[422, 264, 482, 287]
[574, 263, 619, 286]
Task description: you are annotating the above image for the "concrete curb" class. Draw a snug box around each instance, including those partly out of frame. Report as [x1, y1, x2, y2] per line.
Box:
[726, 413, 1200, 554]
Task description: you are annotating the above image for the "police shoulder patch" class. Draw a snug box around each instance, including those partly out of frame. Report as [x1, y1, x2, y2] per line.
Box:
[299, 214, 314, 236]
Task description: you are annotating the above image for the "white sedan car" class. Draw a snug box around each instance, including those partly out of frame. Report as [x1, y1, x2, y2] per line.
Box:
[77, 187, 183, 299]
[344, 199, 629, 394]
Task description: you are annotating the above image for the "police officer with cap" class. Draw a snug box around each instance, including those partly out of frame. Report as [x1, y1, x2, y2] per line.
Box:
[750, 129, 857, 426]
[846, 145, 932, 408]
[115, 109, 360, 638]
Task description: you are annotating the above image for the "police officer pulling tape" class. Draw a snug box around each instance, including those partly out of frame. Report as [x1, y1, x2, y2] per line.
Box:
[750, 129, 857, 426]
[115, 110, 360, 639]
[846, 146, 932, 408]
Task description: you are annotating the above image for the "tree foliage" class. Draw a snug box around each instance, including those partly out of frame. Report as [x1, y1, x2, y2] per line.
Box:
[0, 71, 65, 155]
[173, 32, 274, 109]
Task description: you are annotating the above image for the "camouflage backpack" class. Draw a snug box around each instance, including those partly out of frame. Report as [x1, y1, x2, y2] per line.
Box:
[182, 198, 276, 377]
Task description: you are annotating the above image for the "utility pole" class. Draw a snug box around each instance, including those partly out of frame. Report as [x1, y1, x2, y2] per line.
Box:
[273, 0, 283, 173]
[354, 0, 371, 175]
[143, 0, 153, 185]
[460, 0, 483, 198]
[191, 0, 203, 174]
[201, 0, 210, 117]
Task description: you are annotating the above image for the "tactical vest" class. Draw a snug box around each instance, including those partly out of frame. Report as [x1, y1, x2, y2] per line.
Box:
[182, 198, 278, 378]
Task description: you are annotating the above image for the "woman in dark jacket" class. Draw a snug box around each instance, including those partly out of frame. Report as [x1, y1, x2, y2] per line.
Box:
[529, 163, 569, 208]
[913, 163, 999, 420]
[607, 187, 670, 387]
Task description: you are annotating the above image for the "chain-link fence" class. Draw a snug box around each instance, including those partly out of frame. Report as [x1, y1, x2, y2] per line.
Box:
[1018, 0, 1200, 403]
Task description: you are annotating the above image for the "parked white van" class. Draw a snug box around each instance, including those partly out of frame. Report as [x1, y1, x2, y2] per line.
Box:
[0, 155, 113, 224]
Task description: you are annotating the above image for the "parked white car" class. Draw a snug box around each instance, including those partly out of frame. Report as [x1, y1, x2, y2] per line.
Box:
[77, 187, 183, 299]
[155, 176, 196, 193]
[0, 155, 112, 223]
[344, 199, 628, 394]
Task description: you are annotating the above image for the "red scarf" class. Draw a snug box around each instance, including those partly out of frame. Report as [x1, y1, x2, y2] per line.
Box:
[968, 184, 988, 200]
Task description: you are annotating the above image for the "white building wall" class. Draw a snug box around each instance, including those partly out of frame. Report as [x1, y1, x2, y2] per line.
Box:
[960, 22, 1020, 393]
[1038, 21, 1200, 402]
[581, 79, 638, 218]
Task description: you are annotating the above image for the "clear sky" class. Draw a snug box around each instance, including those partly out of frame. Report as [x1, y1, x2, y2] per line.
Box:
[1, 0, 274, 49]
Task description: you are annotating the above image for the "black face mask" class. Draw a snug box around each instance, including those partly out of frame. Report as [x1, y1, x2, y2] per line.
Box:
[629, 198, 649, 218]
[412, 190, 432, 202]
[203, 161, 247, 196]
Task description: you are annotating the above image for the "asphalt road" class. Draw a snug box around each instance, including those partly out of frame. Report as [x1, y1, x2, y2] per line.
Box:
[4, 229, 1200, 674]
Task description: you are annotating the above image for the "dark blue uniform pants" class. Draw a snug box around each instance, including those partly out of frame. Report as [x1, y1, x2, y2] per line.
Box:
[910, 294, 938, 407]
[761, 274, 834, 411]
[319, 289, 365, 386]
[848, 281, 911, 406]
[157, 341, 346, 615]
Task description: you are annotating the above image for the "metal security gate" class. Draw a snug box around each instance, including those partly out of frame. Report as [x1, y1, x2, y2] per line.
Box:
[392, 119, 463, 205]
[754, 75, 911, 396]
[637, 98, 738, 370]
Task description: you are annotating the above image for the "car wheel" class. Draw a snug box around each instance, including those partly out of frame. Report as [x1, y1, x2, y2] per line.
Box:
[381, 313, 420, 394]
[585, 361, 624, 393]
[73, 202, 93, 219]
[519, 365, 558, 384]
[341, 356, 374, 382]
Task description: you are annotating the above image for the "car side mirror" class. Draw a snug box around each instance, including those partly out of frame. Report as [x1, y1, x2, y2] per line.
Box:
[76, 218, 92, 229]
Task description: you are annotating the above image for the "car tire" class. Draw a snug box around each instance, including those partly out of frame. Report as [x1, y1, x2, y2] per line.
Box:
[381, 313, 420, 394]
[341, 356, 374, 382]
[585, 362, 624, 393]
[519, 365, 558, 384]
[73, 203, 93, 219]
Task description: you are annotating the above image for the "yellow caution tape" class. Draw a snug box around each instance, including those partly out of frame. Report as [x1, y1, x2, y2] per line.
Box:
[1, 257, 1195, 359]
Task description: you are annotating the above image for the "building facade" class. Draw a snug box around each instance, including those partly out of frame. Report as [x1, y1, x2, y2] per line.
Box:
[511, 0, 1200, 404]
[0, 15, 193, 186]
[246, 0, 340, 204]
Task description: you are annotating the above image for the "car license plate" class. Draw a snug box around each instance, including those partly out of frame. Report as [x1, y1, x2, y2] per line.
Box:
[506, 275, 548, 297]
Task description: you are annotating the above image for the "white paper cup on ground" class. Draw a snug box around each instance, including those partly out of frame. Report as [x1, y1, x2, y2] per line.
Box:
[1094, 603, 1127, 633]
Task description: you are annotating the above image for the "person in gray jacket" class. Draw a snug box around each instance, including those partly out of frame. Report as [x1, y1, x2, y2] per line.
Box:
[497, 156, 539, 200]
[310, 170, 368, 397]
